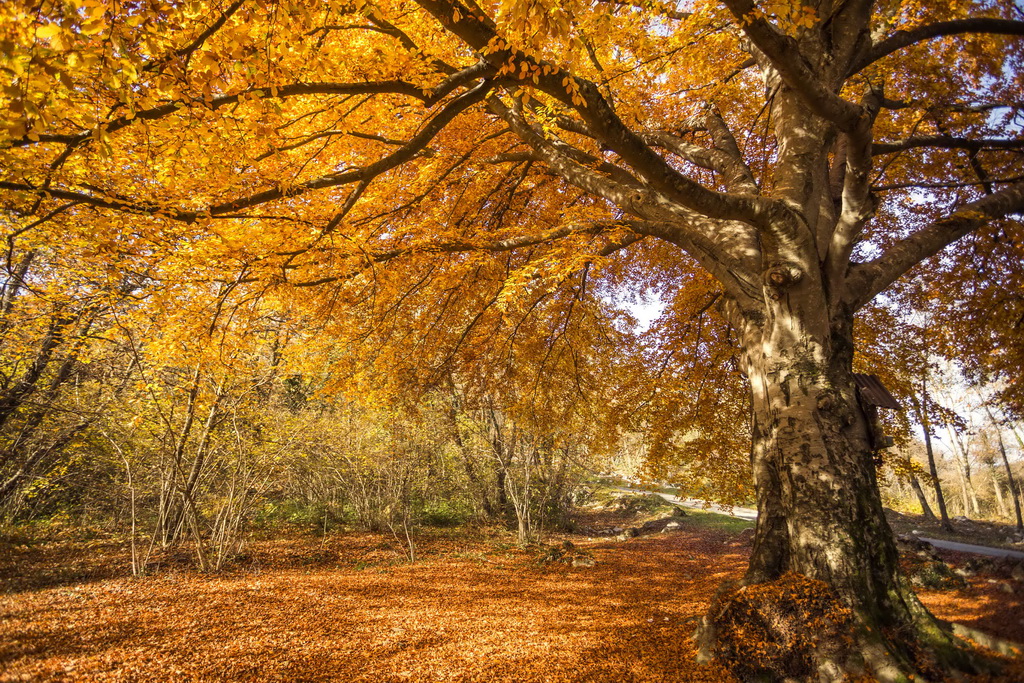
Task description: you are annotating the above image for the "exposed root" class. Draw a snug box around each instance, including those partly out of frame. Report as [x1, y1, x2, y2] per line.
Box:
[695, 572, 1018, 682]
[947, 621, 1024, 659]
[695, 572, 859, 681]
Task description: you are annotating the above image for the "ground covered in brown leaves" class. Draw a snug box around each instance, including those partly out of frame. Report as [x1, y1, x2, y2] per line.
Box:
[1, 520, 1021, 682]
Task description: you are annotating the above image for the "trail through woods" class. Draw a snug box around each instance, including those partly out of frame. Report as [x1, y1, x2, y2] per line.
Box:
[1, 527, 1022, 682]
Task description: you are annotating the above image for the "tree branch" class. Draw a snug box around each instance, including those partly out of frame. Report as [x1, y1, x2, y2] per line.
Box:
[488, 95, 761, 307]
[872, 175, 1024, 192]
[290, 220, 646, 287]
[873, 136, 1024, 155]
[721, 0, 866, 132]
[826, 87, 882, 306]
[847, 181, 1024, 308]
[9, 64, 491, 150]
[878, 98, 1021, 114]
[3, 80, 494, 221]
[594, 0, 690, 22]
[413, 0, 775, 225]
[852, 18, 1024, 75]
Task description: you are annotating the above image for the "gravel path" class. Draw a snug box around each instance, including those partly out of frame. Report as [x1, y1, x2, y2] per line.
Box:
[617, 486, 1024, 558]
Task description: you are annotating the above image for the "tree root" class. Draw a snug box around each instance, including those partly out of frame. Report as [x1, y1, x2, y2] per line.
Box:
[946, 620, 1023, 659]
[694, 573, 1020, 682]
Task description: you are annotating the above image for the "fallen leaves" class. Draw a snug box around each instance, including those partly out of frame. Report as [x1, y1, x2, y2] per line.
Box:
[1, 527, 1021, 681]
[0, 528, 743, 682]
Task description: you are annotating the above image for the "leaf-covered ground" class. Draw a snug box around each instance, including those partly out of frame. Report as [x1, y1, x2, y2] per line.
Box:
[1, 522, 1021, 682]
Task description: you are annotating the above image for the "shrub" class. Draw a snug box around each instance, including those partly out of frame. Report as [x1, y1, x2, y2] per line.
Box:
[420, 500, 470, 527]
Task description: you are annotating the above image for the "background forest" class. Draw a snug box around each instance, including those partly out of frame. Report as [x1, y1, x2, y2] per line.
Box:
[0, 224, 1020, 570]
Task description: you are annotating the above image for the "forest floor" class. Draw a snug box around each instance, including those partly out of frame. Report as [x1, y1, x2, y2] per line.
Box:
[1, 507, 1023, 682]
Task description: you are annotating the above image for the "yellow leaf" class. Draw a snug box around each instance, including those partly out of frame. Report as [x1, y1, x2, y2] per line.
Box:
[36, 23, 61, 40]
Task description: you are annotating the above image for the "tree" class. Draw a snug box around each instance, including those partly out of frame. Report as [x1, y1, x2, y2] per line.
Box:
[4, 0, 1024, 678]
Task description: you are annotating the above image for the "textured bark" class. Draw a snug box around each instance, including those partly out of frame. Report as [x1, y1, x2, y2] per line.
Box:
[701, 300, 989, 680]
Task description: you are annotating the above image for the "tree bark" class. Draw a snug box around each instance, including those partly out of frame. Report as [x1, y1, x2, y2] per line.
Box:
[702, 290, 986, 680]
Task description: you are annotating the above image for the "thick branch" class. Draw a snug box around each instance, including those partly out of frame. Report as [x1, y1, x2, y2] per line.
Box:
[642, 131, 731, 176]
[704, 109, 759, 194]
[853, 18, 1024, 75]
[488, 97, 761, 306]
[721, 0, 865, 131]
[826, 88, 882, 307]
[847, 181, 1024, 308]
[413, 0, 774, 225]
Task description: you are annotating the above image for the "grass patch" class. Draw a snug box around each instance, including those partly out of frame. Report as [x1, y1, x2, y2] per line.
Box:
[677, 507, 754, 534]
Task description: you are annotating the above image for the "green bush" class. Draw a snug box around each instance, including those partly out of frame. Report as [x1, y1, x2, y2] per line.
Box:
[254, 500, 346, 530]
[419, 500, 470, 527]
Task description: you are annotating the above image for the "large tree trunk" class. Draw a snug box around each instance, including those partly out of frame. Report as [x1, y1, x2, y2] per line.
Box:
[701, 289, 991, 681]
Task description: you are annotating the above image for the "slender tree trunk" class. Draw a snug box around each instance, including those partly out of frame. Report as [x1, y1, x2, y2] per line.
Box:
[945, 425, 980, 517]
[952, 454, 970, 517]
[909, 474, 936, 520]
[912, 392, 953, 531]
[997, 433, 1022, 529]
[985, 407, 1023, 531]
